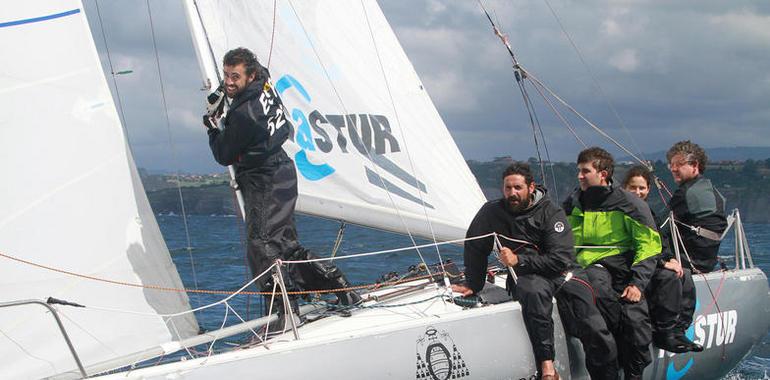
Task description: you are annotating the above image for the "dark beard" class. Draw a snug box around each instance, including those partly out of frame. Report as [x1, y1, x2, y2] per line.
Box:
[506, 195, 531, 213]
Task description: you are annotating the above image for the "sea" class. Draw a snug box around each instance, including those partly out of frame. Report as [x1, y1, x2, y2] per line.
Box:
[157, 214, 770, 379]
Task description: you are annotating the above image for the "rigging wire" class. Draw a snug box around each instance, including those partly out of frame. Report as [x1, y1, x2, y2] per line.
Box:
[188, 0, 254, 317]
[359, 0, 447, 283]
[145, 0, 200, 302]
[478, 1, 652, 174]
[521, 79, 560, 200]
[527, 77, 587, 148]
[93, 0, 130, 143]
[542, 0, 647, 165]
[524, 69, 651, 169]
[266, 0, 277, 68]
[479, 1, 555, 193]
[480, 2, 560, 197]
[516, 70, 548, 186]
[329, 221, 347, 260]
[285, 0, 437, 280]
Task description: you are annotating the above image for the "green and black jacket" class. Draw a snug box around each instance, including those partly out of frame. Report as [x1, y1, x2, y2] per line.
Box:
[562, 185, 661, 291]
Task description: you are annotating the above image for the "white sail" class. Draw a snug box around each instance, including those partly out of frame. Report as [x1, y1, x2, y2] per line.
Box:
[185, 0, 486, 242]
[0, 2, 197, 378]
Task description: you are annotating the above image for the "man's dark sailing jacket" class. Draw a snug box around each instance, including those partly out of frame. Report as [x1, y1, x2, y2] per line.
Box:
[208, 65, 291, 176]
[463, 187, 576, 294]
[668, 175, 727, 273]
[562, 185, 661, 291]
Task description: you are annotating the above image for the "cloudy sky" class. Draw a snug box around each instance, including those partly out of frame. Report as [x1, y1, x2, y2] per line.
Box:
[83, 0, 770, 173]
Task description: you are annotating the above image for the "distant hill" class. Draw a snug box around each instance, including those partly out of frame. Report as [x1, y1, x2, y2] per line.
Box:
[144, 158, 770, 223]
[619, 146, 770, 163]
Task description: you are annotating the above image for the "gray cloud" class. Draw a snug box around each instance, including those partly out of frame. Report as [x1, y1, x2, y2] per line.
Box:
[85, 0, 770, 172]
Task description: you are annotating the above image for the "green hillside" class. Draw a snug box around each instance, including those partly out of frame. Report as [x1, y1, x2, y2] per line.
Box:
[144, 158, 770, 223]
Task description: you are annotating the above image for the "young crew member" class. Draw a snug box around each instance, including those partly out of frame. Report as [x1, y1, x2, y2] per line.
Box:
[453, 162, 618, 380]
[623, 166, 702, 353]
[204, 48, 360, 321]
[562, 147, 660, 379]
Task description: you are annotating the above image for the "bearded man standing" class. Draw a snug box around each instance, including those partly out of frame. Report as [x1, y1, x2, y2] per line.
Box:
[205, 48, 360, 321]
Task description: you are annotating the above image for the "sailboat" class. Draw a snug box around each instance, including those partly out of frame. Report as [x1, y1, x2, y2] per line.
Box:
[1, 1, 767, 379]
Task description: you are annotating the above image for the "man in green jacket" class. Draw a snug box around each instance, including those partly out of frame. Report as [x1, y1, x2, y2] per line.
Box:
[562, 147, 661, 379]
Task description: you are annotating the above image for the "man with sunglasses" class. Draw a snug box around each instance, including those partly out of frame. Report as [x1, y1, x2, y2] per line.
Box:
[663, 140, 727, 343]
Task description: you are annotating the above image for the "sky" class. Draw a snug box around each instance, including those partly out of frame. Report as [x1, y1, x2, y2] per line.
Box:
[83, 0, 770, 173]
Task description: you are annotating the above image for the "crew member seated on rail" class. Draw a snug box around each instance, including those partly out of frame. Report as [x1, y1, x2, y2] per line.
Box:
[663, 140, 727, 341]
[623, 166, 702, 353]
[562, 147, 660, 380]
[453, 162, 618, 380]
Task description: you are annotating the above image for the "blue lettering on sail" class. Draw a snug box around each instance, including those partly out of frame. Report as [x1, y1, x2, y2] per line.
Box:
[274, 74, 431, 208]
[276, 74, 335, 181]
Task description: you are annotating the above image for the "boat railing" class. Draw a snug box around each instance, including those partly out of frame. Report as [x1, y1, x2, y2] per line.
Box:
[0, 299, 87, 378]
[729, 209, 754, 270]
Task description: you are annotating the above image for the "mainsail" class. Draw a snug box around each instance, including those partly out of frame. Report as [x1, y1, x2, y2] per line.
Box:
[0, 2, 197, 378]
[185, 0, 486, 242]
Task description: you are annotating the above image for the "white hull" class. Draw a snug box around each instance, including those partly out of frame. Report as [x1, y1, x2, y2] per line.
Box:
[94, 267, 769, 380]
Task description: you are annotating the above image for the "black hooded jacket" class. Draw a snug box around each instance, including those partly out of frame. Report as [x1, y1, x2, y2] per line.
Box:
[208, 64, 292, 175]
[463, 186, 577, 294]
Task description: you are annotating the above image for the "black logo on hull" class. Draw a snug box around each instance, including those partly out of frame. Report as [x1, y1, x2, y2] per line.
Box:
[415, 326, 469, 379]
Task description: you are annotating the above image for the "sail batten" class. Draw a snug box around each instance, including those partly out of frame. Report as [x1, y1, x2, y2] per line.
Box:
[185, 0, 486, 243]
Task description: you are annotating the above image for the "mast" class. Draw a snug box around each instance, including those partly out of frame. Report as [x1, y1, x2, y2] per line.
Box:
[181, 0, 246, 221]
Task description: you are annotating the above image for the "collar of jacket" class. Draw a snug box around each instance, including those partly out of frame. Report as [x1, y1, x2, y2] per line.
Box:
[677, 174, 705, 190]
[578, 184, 616, 210]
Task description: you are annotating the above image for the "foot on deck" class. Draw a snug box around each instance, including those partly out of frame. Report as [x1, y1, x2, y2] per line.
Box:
[335, 290, 363, 306]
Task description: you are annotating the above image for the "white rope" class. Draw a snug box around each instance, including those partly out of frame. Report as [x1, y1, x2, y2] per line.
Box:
[167, 317, 196, 361]
[205, 303, 231, 358]
[282, 233, 496, 264]
[496, 234, 536, 246]
[226, 303, 263, 343]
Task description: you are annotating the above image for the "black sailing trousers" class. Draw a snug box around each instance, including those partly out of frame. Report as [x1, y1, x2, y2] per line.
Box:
[646, 267, 682, 335]
[238, 151, 350, 297]
[646, 267, 697, 337]
[586, 265, 652, 378]
[513, 271, 619, 380]
[677, 268, 696, 333]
